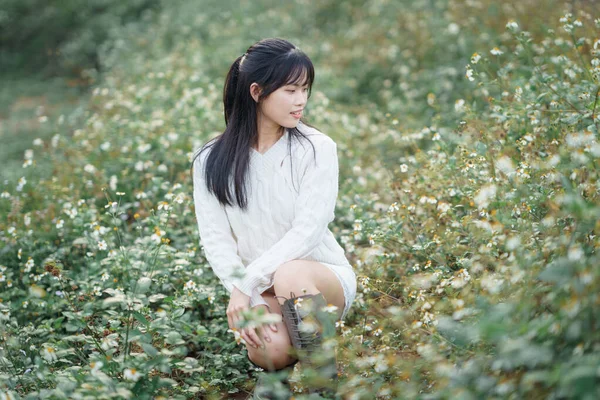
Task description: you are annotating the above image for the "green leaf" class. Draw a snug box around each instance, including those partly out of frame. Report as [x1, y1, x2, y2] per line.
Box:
[140, 342, 158, 357]
[172, 308, 185, 318]
[132, 311, 149, 327]
[53, 317, 65, 329]
[538, 258, 574, 284]
[475, 141, 487, 155]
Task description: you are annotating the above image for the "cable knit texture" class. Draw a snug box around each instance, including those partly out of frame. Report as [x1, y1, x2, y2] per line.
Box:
[192, 121, 353, 310]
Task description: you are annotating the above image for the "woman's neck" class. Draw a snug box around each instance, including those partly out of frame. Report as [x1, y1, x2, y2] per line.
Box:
[254, 123, 285, 153]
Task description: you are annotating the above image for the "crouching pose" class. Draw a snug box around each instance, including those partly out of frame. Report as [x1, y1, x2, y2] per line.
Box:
[191, 37, 357, 399]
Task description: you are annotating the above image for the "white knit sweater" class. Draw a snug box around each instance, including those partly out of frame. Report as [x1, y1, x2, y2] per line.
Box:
[192, 121, 352, 309]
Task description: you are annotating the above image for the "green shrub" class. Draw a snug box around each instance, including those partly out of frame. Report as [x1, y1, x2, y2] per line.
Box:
[0, 0, 161, 76]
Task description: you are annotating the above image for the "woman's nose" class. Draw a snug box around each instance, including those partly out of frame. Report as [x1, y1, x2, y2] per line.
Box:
[296, 92, 307, 106]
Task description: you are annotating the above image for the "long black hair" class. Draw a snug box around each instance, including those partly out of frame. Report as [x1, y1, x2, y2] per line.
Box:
[191, 37, 318, 210]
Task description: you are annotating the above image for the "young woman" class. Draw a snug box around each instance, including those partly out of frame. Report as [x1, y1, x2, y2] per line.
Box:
[191, 38, 357, 398]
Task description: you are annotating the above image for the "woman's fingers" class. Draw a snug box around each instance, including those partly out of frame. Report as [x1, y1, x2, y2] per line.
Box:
[261, 325, 271, 343]
[233, 309, 243, 329]
[241, 327, 259, 348]
[227, 310, 234, 331]
[246, 326, 265, 349]
[233, 307, 258, 348]
[231, 305, 275, 349]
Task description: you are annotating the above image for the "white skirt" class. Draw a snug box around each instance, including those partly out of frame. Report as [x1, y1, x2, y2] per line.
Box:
[318, 262, 357, 320]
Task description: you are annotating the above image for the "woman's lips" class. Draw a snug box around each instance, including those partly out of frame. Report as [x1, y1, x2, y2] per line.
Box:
[291, 111, 302, 119]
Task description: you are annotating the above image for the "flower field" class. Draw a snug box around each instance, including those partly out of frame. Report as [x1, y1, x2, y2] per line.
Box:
[1, 0, 599, 398]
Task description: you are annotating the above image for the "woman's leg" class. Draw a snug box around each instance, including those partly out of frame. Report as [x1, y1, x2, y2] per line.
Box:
[245, 260, 346, 370]
[245, 290, 299, 371]
[272, 260, 346, 320]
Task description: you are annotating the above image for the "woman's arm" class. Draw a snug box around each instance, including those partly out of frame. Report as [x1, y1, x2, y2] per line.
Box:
[192, 150, 270, 311]
[232, 138, 339, 298]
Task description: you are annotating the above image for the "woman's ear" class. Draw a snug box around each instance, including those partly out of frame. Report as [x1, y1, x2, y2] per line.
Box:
[249, 83, 262, 103]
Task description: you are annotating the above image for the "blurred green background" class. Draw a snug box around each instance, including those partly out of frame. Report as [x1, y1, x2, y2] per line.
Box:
[1, 1, 599, 399]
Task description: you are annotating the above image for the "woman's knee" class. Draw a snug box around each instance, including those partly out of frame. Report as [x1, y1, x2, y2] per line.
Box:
[273, 260, 317, 295]
[246, 330, 297, 370]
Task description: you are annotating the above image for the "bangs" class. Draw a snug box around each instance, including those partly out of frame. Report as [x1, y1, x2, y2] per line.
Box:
[284, 61, 313, 87]
[272, 52, 315, 90]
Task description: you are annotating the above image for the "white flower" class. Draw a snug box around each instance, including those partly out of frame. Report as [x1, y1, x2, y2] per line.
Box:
[374, 358, 388, 373]
[42, 345, 58, 362]
[137, 143, 152, 154]
[56, 219, 64, 229]
[16, 177, 27, 191]
[495, 155, 515, 176]
[24, 258, 35, 273]
[481, 274, 504, 294]
[465, 66, 474, 81]
[455, 99, 466, 113]
[568, 246, 584, 261]
[506, 20, 519, 30]
[515, 86, 523, 101]
[109, 175, 118, 191]
[321, 304, 339, 313]
[490, 47, 504, 55]
[123, 368, 142, 381]
[90, 360, 104, 376]
[98, 240, 107, 251]
[447, 23, 460, 35]
[474, 184, 497, 210]
[437, 202, 451, 213]
[157, 164, 168, 173]
[400, 164, 408, 172]
[64, 208, 78, 219]
[174, 193, 185, 204]
[83, 164, 96, 174]
[388, 202, 399, 212]
[506, 236, 521, 251]
[101, 334, 118, 350]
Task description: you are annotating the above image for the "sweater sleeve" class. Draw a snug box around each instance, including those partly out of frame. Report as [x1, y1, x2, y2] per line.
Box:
[192, 148, 271, 311]
[232, 138, 339, 297]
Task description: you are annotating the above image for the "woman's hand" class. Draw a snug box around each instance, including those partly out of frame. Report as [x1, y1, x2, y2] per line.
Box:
[227, 287, 277, 349]
[227, 286, 251, 334]
[247, 305, 278, 348]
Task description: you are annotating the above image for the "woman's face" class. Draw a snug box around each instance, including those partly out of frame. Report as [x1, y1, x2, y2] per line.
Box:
[251, 77, 309, 132]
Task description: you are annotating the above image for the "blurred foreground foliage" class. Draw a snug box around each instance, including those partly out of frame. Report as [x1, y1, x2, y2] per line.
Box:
[1, 0, 599, 399]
